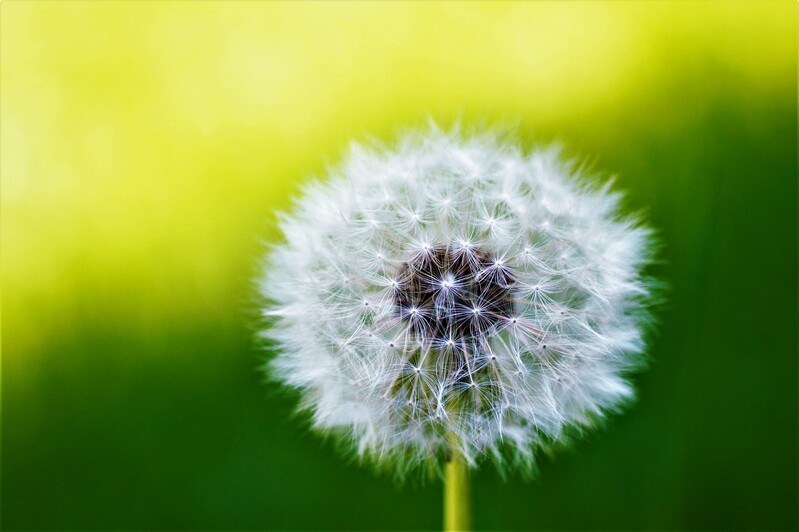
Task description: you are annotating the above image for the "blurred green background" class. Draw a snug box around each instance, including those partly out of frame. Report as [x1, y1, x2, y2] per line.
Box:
[2, 1, 795, 530]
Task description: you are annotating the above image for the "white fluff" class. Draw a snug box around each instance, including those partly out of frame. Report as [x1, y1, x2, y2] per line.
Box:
[259, 125, 655, 476]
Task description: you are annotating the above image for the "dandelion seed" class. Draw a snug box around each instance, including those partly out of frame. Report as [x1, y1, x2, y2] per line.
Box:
[260, 124, 656, 482]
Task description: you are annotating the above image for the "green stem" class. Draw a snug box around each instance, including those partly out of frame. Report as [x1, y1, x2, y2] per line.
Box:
[444, 450, 471, 531]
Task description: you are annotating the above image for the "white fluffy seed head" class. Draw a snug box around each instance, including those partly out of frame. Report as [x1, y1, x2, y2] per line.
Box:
[259, 125, 656, 477]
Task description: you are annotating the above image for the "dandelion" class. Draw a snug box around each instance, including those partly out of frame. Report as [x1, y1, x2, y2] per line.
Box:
[259, 124, 655, 530]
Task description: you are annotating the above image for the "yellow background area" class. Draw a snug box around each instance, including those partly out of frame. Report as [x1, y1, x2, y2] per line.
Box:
[3, 2, 791, 362]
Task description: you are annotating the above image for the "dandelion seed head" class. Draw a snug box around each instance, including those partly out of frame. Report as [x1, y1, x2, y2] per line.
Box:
[261, 125, 655, 476]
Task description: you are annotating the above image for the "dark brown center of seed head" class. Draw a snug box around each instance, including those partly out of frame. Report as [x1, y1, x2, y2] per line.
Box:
[394, 245, 515, 345]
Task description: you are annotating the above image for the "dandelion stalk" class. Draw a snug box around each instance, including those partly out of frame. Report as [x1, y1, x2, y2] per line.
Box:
[444, 447, 470, 531]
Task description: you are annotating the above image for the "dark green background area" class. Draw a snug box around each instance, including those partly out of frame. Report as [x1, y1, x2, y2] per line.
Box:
[4, 12, 797, 532]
